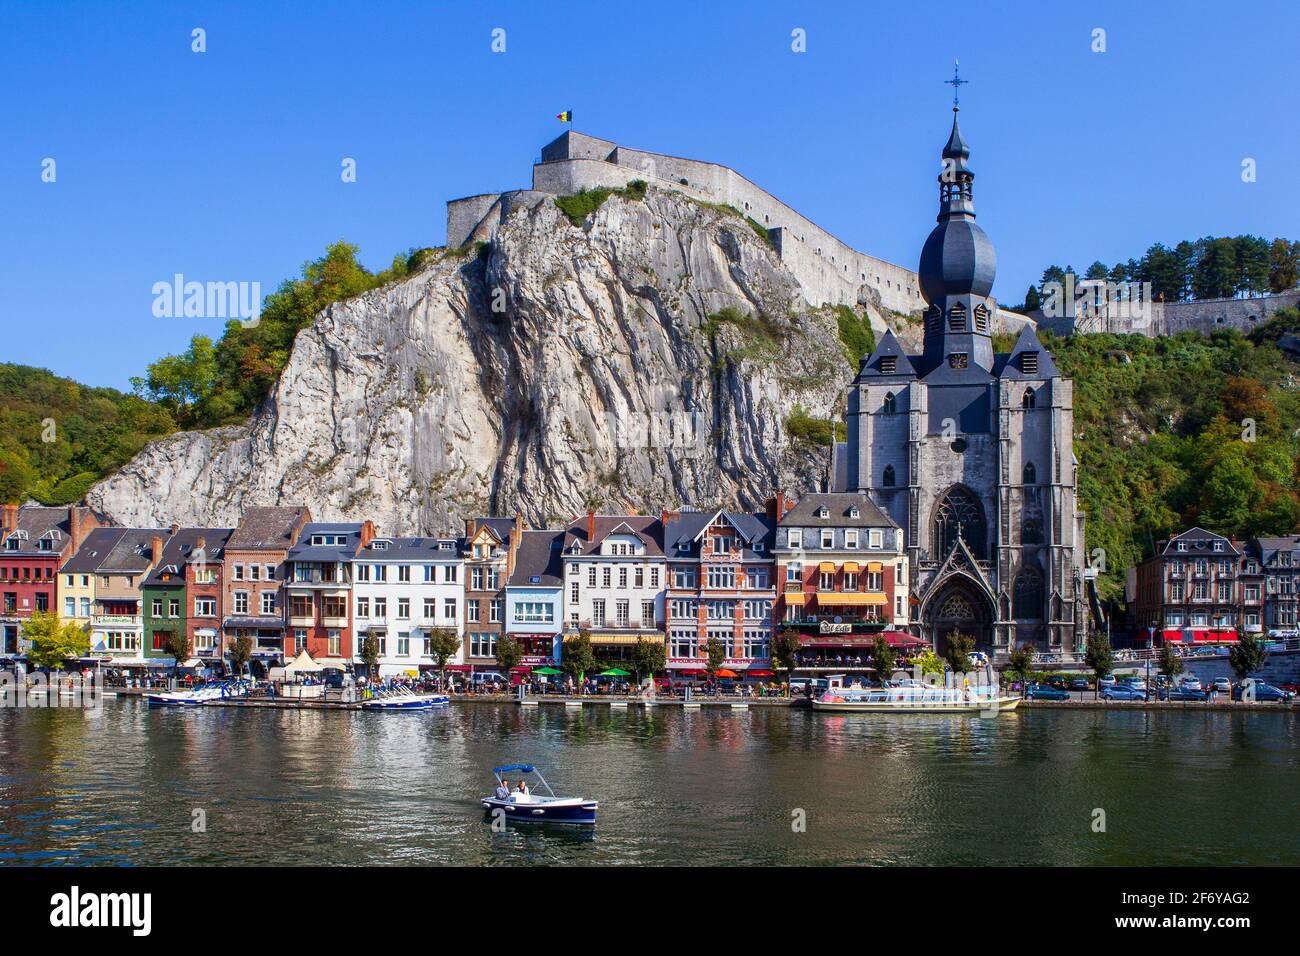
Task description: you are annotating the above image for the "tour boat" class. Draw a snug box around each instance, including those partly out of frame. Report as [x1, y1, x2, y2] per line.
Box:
[480, 764, 598, 826]
[812, 682, 1021, 714]
[145, 679, 251, 707]
[361, 686, 449, 710]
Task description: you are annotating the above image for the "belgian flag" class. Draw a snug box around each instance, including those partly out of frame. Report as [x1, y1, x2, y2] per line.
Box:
[556, 110, 573, 122]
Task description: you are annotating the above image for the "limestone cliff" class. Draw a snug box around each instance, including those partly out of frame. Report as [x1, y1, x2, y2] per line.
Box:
[89, 187, 909, 532]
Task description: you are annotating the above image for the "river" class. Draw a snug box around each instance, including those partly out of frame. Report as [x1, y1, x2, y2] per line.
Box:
[1, 699, 1295, 865]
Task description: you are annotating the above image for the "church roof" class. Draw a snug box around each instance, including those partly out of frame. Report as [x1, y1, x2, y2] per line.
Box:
[942, 109, 970, 160]
[998, 323, 1059, 379]
[854, 329, 917, 381]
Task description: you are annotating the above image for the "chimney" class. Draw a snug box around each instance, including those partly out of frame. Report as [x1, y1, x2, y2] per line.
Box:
[465, 517, 477, 540]
[514, 510, 525, 533]
[169, 523, 180, 535]
[151, 533, 164, 563]
[766, 492, 787, 522]
[195, 534, 207, 554]
[1, 503, 17, 531]
[359, 520, 376, 550]
[586, 510, 596, 542]
[69, 507, 83, 551]
[660, 509, 677, 529]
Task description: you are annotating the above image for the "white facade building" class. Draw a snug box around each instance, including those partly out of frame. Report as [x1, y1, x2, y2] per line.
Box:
[351, 536, 464, 678]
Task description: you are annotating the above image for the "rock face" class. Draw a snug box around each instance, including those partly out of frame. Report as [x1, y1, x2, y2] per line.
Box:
[89, 188, 907, 532]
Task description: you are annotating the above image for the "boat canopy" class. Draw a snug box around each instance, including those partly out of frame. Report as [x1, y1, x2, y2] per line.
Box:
[493, 764, 536, 774]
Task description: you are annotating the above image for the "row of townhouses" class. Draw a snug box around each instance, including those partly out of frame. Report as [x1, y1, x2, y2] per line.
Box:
[0, 494, 917, 679]
[1130, 527, 1300, 642]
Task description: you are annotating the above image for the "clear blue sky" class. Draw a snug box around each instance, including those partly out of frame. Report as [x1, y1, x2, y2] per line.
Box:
[3, 0, 1297, 390]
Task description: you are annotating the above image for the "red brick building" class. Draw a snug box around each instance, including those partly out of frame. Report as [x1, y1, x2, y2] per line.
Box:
[1, 504, 101, 656]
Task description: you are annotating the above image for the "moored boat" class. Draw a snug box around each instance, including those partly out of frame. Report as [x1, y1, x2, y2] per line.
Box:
[480, 764, 598, 826]
[145, 678, 251, 707]
[361, 686, 449, 710]
[812, 683, 1021, 714]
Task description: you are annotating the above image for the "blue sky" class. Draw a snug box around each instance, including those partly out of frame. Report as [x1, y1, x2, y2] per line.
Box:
[3, 0, 1297, 389]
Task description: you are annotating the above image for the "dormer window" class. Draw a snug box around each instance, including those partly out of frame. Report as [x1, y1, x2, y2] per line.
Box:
[849, 507, 860, 518]
[371, 540, 389, 551]
[1177, 542, 1187, 552]
[1212, 541, 1223, 552]
[816, 507, 829, 519]
[879, 356, 897, 374]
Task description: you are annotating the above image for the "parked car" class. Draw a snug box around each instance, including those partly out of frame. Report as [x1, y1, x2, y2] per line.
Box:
[1046, 676, 1069, 690]
[1157, 687, 1208, 702]
[1098, 675, 1117, 688]
[1101, 685, 1146, 701]
[1231, 681, 1292, 702]
[1118, 677, 1147, 693]
[1026, 683, 1070, 701]
[1068, 678, 1090, 691]
[1212, 678, 1232, 693]
[323, 672, 355, 689]
[1178, 676, 1202, 692]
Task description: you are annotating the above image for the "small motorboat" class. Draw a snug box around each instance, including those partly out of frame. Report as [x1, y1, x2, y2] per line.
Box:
[361, 685, 449, 710]
[480, 764, 598, 826]
[146, 678, 251, 707]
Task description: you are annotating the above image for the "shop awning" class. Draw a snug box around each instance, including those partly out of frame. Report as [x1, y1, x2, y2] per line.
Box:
[1162, 628, 1238, 644]
[816, 592, 887, 605]
[818, 562, 837, 573]
[783, 593, 807, 605]
[867, 561, 884, 573]
[878, 630, 925, 647]
[284, 650, 324, 674]
[583, 633, 653, 646]
[841, 562, 861, 574]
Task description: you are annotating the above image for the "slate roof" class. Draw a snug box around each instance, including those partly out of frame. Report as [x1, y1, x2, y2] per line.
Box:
[562, 515, 665, 556]
[142, 528, 234, 587]
[1156, 527, 1239, 557]
[60, 527, 130, 574]
[99, 529, 170, 573]
[1, 505, 74, 557]
[778, 493, 897, 529]
[507, 531, 565, 587]
[664, 509, 775, 560]
[356, 535, 465, 561]
[1251, 536, 1300, 565]
[226, 506, 308, 551]
[286, 522, 365, 561]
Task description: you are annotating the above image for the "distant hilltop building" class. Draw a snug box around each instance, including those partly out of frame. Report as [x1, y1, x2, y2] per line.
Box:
[1034, 280, 1300, 338]
[447, 130, 929, 314]
[832, 106, 1086, 658]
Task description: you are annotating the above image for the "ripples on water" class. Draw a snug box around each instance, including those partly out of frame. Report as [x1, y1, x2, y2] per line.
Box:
[0, 700, 1295, 865]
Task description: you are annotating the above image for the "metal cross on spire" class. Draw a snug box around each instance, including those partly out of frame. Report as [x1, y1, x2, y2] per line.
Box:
[944, 59, 967, 108]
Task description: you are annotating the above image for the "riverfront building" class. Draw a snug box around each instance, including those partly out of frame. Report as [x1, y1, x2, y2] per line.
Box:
[141, 528, 233, 666]
[462, 516, 521, 673]
[561, 513, 666, 662]
[351, 533, 466, 678]
[663, 506, 777, 677]
[1, 504, 100, 655]
[504, 530, 565, 672]
[284, 522, 368, 665]
[223, 506, 310, 670]
[58, 526, 128, 633]
[1132, 528, 1244, 643]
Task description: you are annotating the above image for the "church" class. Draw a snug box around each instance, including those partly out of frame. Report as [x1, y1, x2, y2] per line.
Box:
[831, 105, 1087, 658]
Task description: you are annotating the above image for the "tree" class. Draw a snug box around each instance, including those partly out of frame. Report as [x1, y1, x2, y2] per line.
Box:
[1157, 643, 1184, 680]
[494, 635, 522, 676]
[943, 633, 975, 674]
[23, 611, 90, 670]
[227, 635, 253, 677]
[359, 634, 382, 680]
[770, 628, 800, 693]
[915, 649, 945, 676]
[1228, 632, 1268, 682]
[1085, 260, 1110, 280]
[563, 630, 596, 691]
[1268, 238, 1299, 293]
[1022, 285, 1041, 312]
[131, 334, 218, 422]
[1084, 632, 1114, 699]
[426, 627, 461, 690]
[705, 637, 726, 677]
[1005, 642, 1037, 690]
[161, 629, 193, 679]
[871, 635, 897, 686]
[632, 637, 666, 686]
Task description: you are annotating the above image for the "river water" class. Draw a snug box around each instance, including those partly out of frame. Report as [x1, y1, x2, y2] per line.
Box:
[0, 699, 1295, 866]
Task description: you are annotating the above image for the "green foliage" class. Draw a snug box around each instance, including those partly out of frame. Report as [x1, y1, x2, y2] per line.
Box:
[745, 216, 775, 248]
[943, 632, 975, 674]
[494, 635, 523, 673]
[1005, 643, 1037, 686]
[23, 612, 90, 669]
[161, 630, 192, 676]
[0, 363, 177, 505]
[771, 629, 800, 683]
[1228, 632, 1269, 681]
[786, 405, 846, 447]
[227, 635, 253, 675]
[834, 305, 875, 367]
[633, 637, 666, 682]
[1084, 632, 1114, 683]
[563, 630, 596, 684]
[915, 649, 945, 676]
[426, 628, 461, 672]
[1157, 644, 1184, 679]
[1051, 323, 1300, 599]
[705, 637, 726, 675]
[701, 306, 787, 365]
[359, 634, 381, 674]
[870, 635, 896, 684]
[554, 181, 648, 226]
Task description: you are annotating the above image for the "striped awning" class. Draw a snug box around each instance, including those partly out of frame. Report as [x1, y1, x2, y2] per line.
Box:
[582, 633, 652, 646]
[817, 592, 887, 605]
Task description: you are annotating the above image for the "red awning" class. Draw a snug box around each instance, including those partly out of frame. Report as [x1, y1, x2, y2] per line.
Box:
[878, 630, 925, 647]
[440, 664, 472, 672]
[1162, 628, 1238, 644]
[747, 669, 775, 677]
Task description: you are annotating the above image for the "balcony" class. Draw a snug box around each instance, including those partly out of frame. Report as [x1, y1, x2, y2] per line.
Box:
[92, 614, 142, 628]
[289, 614, 314, 628]
[322, 616, 348, 629]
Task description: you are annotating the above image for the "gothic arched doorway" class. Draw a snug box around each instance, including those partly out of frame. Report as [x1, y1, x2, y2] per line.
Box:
[931, 485, 987, 559]
[924, 577, 995, 656]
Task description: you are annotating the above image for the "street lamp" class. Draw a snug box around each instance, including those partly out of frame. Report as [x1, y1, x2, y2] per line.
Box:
[1146, 625, 1155, 701]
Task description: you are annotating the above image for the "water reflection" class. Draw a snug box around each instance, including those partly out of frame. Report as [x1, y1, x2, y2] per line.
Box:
[0, 701, 1294, 865]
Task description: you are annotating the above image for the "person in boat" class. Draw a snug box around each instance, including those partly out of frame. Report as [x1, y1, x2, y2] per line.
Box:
[495, 779, 510, 800]
[515, 778, 529, 796]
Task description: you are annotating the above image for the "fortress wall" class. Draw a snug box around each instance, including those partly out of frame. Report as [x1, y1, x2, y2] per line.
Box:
[446, 193, 503, 248]
[1161, 290, 1300, 335]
